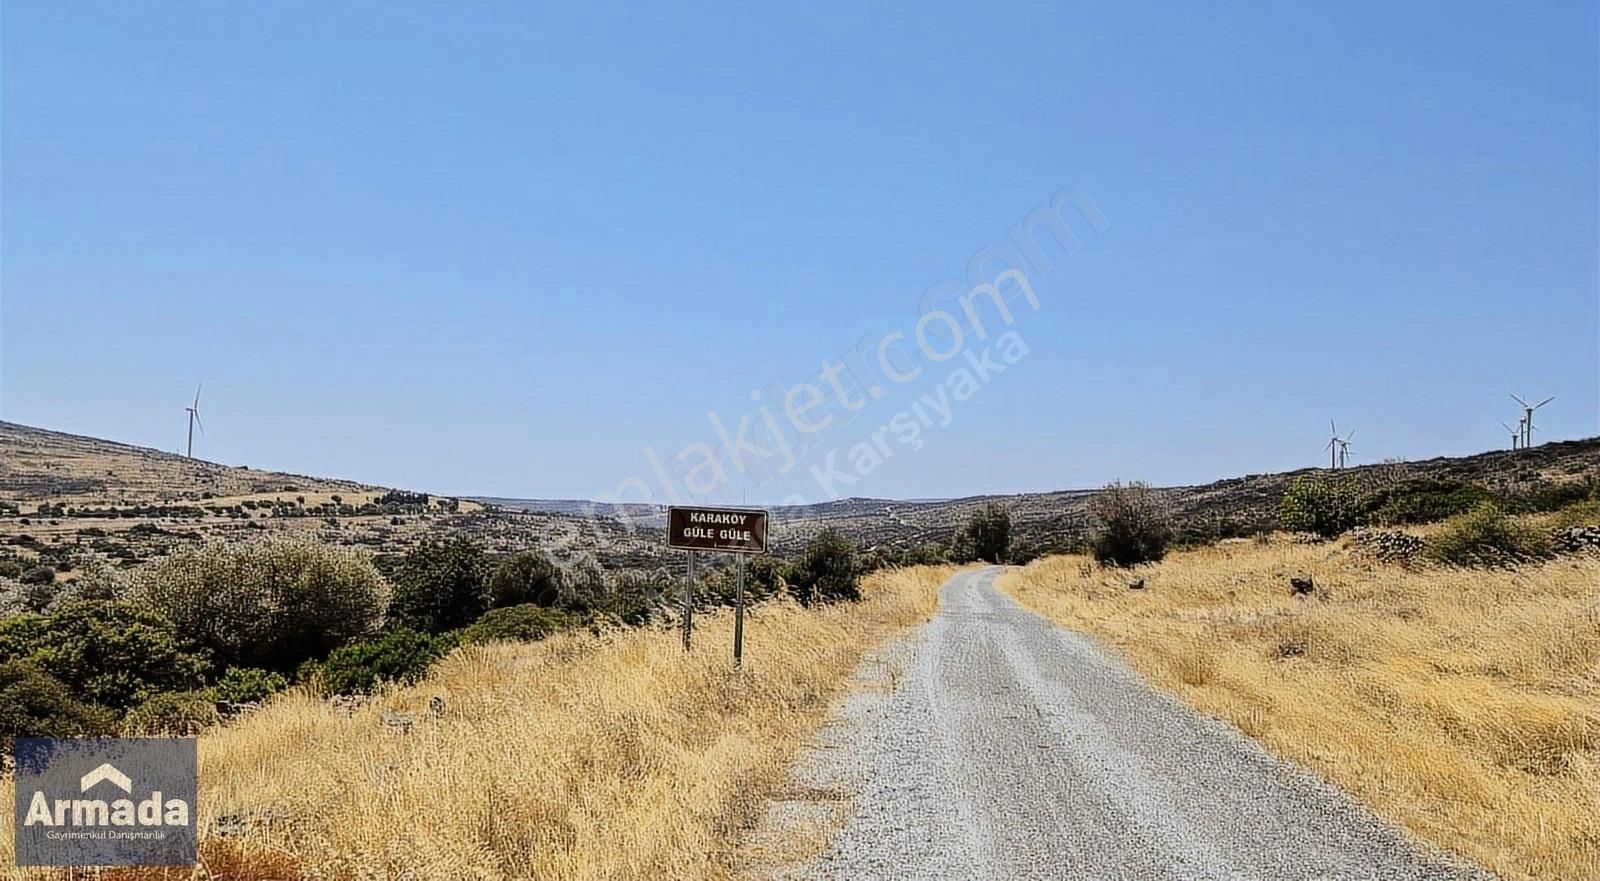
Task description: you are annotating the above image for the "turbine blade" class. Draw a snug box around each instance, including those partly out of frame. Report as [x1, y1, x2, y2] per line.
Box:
[1511, 394, 1529, 407]
[194, 412, 205, 436]
[1501, 422, 1516, 432]
[1535, 396, 1554, 409]
[1345, 429, 1356, 442]
[194, 382, 203, 408]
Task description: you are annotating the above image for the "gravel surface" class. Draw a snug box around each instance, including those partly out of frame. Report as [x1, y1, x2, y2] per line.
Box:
[753, 567, 1495, 881]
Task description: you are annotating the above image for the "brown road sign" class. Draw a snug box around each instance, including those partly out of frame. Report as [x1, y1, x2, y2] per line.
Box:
[667, 506, 769, 554]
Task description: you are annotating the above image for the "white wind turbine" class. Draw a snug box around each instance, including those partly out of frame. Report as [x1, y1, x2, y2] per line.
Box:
[1510, 395, 1552, 449]
[185, 383, 205, 458]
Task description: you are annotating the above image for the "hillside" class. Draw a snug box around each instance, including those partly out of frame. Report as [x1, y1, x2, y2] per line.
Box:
[0, 421, 665, 571]
[487, 437, 1600, 553]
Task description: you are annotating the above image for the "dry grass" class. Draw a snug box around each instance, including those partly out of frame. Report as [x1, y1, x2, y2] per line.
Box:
[0, 566, 953, 881]
[999, 540, 1600, 881]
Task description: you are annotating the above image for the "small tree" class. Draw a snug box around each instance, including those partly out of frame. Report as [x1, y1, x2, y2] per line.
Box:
[488, 550, 564, 608]
[958, 502, 1012, 563]
[133, 537, 389, 673]
[790, 528, 860, 605]
[0, 601, 209, 711]
[390, 538, 490, 633]
[1089, 481, 1172, 566]
[1280, 475, 1365, 538]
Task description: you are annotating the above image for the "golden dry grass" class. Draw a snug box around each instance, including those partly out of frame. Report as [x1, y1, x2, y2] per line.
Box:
[0, 565, 951, 881]
[999, 540, 1600, 881]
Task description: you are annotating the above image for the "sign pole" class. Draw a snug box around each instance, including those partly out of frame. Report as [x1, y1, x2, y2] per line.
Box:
[734, 554, 746, 668]
[683, 550, 695, 652]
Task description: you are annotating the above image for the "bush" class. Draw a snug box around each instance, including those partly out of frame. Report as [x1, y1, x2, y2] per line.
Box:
[790, 528, 860, 605]
[594, 569, 669, 625]
[459, 604, 583, 645]
[0, 600, 208, 711]
[20, 565, 55, 586]
[1280, 475, 1365, 539]
[214, 666, 289, 704]
[1427, 503, 1553, 567]
[0, 661, 116, 753]
[957, 502, 1011, 564]
[390, 538, 490, 633]
[1361, 478, 1497, 526]
[488, 550, 565, 608]
[318, 628, 448, 695]
[1089, 481, 1173, 566]
[121, 690, 220, 736]
[132, 537, 390, 673]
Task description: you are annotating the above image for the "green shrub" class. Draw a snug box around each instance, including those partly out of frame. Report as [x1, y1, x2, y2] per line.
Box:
[1546, 497, 1600, 530]
[1361, 478, 1497, 526]
[1090, 481, 1173, 566]
[214, 666, 289, 704]
[121, 690, 220, 736]
[488, 550, 564, 608]
[1280, 475, 1365, 539]
[593, 569, 669, 625]
[390, 538, 490, 633]
[319, 628, 448, 695]
[20, 565, 55, 586]
[957, 502, 1012, 564]
[789, 528, 860, 605]
[0, 661, 116, 753]
[0, 600, 208, 711]
[459, 604, 582, 645]
[131, 537, 389, 673]
[1427, 503, 1553, 567]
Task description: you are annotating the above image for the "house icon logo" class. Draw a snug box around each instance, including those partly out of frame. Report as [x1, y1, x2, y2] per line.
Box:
[80, 763, 134, 794]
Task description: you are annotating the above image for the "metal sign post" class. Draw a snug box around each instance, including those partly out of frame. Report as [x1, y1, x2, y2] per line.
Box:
[666, 506, 769, 663]
[734, 554, 746, 667]
[684, 550, 695, 652]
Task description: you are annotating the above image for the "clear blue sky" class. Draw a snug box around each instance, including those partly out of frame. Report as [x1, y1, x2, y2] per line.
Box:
[3, 1, 1595, 504]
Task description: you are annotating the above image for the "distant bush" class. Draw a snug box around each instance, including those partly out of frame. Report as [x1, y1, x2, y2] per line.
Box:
[744, 555, 790, 599]
[1090, 481, 1173, 566]
[132, 537, 389, 673]
[214, 666, 289, 704]
[0, 600, 208, 711]
[790, 528, 860, 605]
[957, 502, 1011, 564]
[1361, 478, 1496, 526]
[0, 661, 116, 753]
[1546, 497, 1600, 530]
[594, 569, 669, 625]
[121, 690, 220, 736]
[459, 604, 583, 645]
[1427, 503, 1553, 567]
[390, 538, 490, 634]
[1280, 475, 1365, 539]
[488, 550, 565, 608]
[1504, 479, 1599, 515]
[318, 628, 449, 695]
[20, 565, 55, 586]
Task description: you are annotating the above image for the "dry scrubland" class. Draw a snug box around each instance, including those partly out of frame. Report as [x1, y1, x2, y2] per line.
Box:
[1000, 540, 1599, 881]
[0, 566, 952, 881]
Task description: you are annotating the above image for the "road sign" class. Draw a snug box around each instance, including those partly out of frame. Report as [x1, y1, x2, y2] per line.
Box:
[667, 506, 769, 555]
[667, 506, 770, 662]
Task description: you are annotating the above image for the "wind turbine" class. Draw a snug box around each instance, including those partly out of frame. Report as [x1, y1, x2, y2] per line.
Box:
[1324, 418, 1350, 470]
[1500, 421, 1522, 450]
[1510, 395, 1553, 449]
[185, 384, 205, 458]
[1336, 429, 1355, 469]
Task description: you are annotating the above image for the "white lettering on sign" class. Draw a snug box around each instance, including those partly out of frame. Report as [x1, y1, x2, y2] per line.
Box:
[687, 511, 749, 526]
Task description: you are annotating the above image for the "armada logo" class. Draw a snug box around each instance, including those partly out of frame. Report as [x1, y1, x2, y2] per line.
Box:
[12, 738, 197, 867]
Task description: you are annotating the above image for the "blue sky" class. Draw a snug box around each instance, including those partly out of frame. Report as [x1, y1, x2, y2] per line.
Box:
[2, 1, 1595, 504]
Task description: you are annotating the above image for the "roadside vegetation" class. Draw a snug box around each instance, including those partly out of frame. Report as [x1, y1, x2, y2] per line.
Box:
[999, 483, 1600, 881]
[0, 564, 953, 879]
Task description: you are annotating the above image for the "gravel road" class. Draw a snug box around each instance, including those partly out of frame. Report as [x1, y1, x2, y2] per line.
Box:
[753, 567, 1494, 881]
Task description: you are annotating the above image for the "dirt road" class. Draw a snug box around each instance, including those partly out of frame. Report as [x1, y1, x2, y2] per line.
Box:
[756, 567, 1492, 880]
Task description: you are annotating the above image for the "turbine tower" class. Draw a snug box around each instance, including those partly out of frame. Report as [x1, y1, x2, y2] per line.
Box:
[1323, 421, 1356, 469]
[1336, 429, 1355, 469]
[185, 383, 205, 458]
[1510, 395, 1553, 449]
[1500, 421, 1522, 450]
